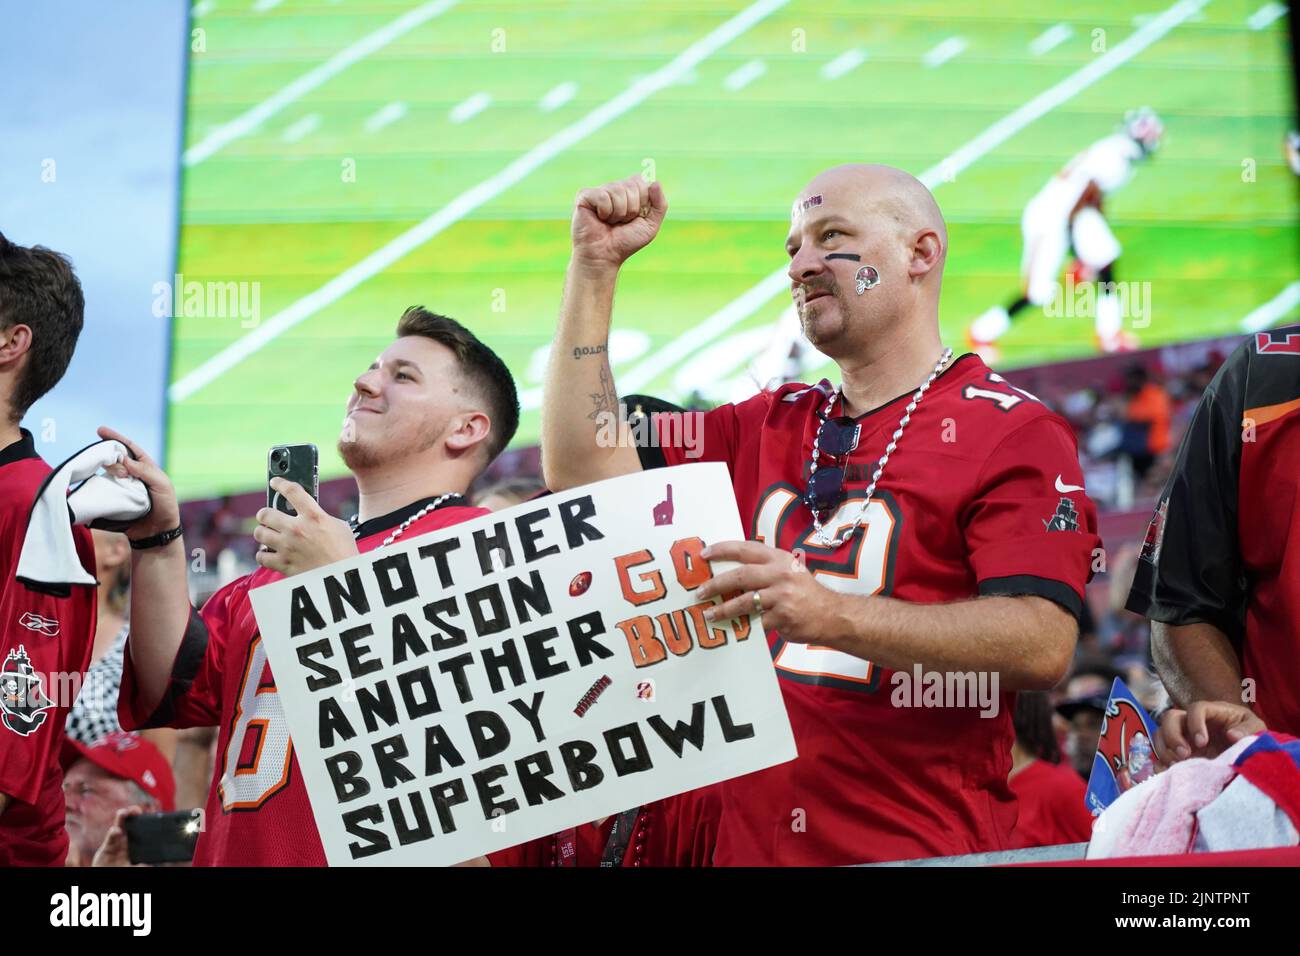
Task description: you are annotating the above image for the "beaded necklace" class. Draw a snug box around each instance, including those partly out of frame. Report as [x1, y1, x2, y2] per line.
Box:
[808, 347, 953, 547]
[348, 492, 465, 546]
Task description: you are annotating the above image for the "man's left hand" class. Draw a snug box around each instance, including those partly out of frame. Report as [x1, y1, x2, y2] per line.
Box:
[697, 540, 838, 645]
[254, 478, 359, 576]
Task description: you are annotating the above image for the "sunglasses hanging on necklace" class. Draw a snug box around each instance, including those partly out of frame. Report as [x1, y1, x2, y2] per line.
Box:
[805, 347, 953, 548]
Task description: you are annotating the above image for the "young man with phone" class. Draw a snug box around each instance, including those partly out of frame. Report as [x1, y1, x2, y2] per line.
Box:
[0, 233, 98, 867]
[101, 308, 518, 865]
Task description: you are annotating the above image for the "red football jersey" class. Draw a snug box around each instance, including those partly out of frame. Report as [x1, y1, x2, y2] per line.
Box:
[644, 353, 1099, 865]
[0, 430, 97, 867]
[119, 501, 489, 866]
[1009, 758, 1094, 848]
[487, 787, 720, 867]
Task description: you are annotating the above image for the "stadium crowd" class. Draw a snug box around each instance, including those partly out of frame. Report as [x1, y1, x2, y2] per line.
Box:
[2, 159, 1295, 869]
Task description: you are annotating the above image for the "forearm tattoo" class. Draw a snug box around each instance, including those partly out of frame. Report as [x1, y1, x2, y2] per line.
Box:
[586, 361, 618, 423]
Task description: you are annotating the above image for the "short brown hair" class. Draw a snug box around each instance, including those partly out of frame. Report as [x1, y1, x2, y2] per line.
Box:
[396, 307, 519, 461]
[0, 232, 85, 422]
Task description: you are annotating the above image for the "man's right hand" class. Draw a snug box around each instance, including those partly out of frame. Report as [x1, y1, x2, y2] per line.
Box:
[96, 426, 181, 540]
[571, 175, 668, 271]
[92, 806, 145, 867]
[1155, 700, 1266, 763]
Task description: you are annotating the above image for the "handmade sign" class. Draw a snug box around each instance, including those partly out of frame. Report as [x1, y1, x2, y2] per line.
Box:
[248, 462, 797, 865]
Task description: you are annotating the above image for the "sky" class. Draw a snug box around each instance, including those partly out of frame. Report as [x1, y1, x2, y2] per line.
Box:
[0, 0, 185, 466]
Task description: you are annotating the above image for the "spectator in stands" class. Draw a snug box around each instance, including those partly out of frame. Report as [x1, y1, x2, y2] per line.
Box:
[1120, 364, 1171, 481]
[1009, 692, 1094, 848]
[64, 530, 175, 759]
[1057, 692, 1106, 782]
[62, 731, 175, 867]
[1128, 327, 1300, 761]
[473, 476, 544, 511]
[1055, 657, 1123, 780]
[1, 232, 96, 867]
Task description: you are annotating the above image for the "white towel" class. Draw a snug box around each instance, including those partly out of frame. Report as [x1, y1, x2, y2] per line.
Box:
[16, 439, 151, 592]
[1193, 775, 1299, 852]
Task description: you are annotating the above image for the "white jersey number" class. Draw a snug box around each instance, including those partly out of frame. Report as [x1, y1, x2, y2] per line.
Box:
[218, 636, 293, 811]
[753, 487, 900, 691]
[962, 372, 1040, 411]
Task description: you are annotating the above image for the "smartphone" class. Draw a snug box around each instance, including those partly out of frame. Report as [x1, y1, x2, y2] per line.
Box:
[267, 444, 318, 516]
[124, 809, 203, 865]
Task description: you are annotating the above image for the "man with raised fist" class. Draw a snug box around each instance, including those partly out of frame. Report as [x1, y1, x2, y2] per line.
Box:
[542, 169, 1100, 865]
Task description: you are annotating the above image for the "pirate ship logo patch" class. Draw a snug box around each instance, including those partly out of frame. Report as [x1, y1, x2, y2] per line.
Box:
[1, 645, 54, 736]
[1043, 496, 1080, 533]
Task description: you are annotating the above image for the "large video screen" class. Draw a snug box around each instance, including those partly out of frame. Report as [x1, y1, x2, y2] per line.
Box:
[168, 0, 1298, 499]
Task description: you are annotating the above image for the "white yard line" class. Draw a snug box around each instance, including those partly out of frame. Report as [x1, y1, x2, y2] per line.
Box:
[820, 48, 867, 80]
[1239, 282, 1300, 332]
[183, 0, 460, 167]
[724, 59, 767, 91]
[589, 0, 1211, 408]
[919, 0, 1207, 186]
[364, 101, 408, 133]
[923, 36, 967, 68]
[1247, 2, 1287, 29]
[539, 81, 577, 112]
[449, 92, 492, 124]
[192, 0, 216, 16]
[281, 113, 321, 143]
[252, 0, 283, 12]
[1029, 24, 1073, 55]
[170, 0, 792, 402]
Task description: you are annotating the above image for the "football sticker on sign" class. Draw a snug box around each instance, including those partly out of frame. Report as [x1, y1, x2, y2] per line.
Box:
[248, 463, 797, 866]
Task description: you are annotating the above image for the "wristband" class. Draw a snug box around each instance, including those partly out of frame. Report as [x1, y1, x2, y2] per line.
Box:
[129, 525, 184, 550]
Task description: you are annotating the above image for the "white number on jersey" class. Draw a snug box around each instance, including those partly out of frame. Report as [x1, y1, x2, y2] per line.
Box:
[962, 372, 1040, 412]
[218, 636, 293, 811]
[753, 486, 901, 692]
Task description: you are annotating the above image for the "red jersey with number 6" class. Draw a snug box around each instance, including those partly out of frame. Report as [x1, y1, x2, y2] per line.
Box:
[118, 501, 489, 866]
[639, 353, 1099, 865]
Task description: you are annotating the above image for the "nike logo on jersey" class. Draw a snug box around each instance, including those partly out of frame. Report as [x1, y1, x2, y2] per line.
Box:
[1054, 475, 1085, 493]
[18, 612, 60, 637]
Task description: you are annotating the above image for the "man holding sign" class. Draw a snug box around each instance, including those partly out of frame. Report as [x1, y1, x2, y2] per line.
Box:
[102, 309, 517, 865]
[243, 460, 791, 867]
[542, 166, 1101, 865]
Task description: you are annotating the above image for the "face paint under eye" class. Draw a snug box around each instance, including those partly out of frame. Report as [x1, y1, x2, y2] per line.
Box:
[825, 253, 861, 262]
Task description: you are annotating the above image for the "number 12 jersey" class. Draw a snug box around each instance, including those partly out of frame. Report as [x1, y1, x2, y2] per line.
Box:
[640, 353, 1100, 865]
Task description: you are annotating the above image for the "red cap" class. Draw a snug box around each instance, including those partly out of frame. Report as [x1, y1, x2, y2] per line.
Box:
[63, 732, 175, 811]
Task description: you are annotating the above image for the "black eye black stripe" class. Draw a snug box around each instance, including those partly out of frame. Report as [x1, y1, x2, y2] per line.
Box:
[825, 253, 861, 261]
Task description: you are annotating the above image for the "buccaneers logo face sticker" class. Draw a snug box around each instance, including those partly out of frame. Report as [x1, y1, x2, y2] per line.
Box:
[1, 645, 54, 737]
[854, 265, 880, 294]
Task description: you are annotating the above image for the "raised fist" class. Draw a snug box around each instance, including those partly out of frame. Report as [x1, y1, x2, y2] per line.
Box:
[570, 174, 667, 269]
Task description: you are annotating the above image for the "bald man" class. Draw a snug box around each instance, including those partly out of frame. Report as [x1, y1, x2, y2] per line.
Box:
[541, 167, 1100, 865]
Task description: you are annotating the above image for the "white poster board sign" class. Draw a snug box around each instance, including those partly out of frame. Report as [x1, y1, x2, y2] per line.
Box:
[248, 463, 797, 866]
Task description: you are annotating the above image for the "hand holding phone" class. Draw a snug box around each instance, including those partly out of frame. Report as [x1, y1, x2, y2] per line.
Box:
[255, 445, 358, 576]
[267, 444, 318, 516]
[123, 809, 203, 865]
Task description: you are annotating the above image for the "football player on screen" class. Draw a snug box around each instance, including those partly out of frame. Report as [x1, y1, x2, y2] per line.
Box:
[968, 108, 1164, 359]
